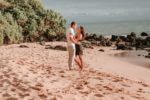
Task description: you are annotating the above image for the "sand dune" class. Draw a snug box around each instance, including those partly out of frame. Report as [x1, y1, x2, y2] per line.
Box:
[0, 42, 150, 100]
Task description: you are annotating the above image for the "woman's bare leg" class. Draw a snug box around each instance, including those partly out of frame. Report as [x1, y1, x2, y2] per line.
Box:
[79, 55, 83, 70]
[75, 56, 82, 69]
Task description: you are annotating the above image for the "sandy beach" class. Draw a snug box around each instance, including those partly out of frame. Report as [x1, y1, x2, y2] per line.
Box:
[0, 42, 150, 100]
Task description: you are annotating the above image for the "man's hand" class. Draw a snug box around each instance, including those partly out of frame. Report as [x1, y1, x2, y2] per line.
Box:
[69, 33, 78, 44]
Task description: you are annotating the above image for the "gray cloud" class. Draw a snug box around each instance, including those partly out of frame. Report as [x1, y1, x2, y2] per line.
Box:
[43, 0, 150, 23]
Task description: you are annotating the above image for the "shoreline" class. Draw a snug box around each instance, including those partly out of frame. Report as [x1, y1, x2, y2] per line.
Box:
[112, 50, 150, 68]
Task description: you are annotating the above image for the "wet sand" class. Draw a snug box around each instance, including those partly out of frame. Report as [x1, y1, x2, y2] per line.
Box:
[112, 50, 150, 68]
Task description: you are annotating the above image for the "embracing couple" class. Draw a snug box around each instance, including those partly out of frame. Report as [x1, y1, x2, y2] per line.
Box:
[66, 21, 85, 70]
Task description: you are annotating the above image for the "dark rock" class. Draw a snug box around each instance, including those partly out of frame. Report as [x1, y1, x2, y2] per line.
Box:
[116, 43, 133, 50]
[130, 32, 136, 37]
[82, 41, 94, 49]
[111, 35, 119, 41]
[4, 35, 11, 44]
[145, 55, 150, 58]
[144, 48, 150, 52]
[45, 45, 54, 49]
[106, 39, 112, 46]
[47, 35, 57, 42]
[45, 45, 67, 51]
[85, 33, 112, 47]
[145, 36, 150, 47]
[127, 47, 134, 50]
[54, 45, 67, 51]
[135, 37, 145, 50]
[111, 35, 127, 42]
[82, 44, 94, 49]
[100, 40, 106, 46]
[141, 32, 148, 36]
[19, 45, 29, 48]
[119, 36, 127, 42]
[39, 41, 45, 46]
[56, 34, 66, 42]
[99, 49, 105, 52]
[116, 43, 126, 50]
[91, 41, 100, 46]
[127, 32, 136, 45]
[97, 35, 105, 41]
[89, 46, 94, 49]
[85, 33, 105, 41]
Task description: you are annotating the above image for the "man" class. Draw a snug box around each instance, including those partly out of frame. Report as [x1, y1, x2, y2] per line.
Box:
[66, 21, 78, 70]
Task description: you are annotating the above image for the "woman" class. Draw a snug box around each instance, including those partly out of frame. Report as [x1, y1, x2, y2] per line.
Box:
[75, 26, 85, 70]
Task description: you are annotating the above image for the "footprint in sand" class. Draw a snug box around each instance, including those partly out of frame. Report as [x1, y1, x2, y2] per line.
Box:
[59, 70, 65, 73]
[0, 75, 3, 79]
[30, 83, 44, 91]
[10, 72, 17, 76]
[18, 91, 30, 98]
[137, 88, 144, 93]
[17, 60, 24, 65]
[94, 93, 104, 97]
[76, 85, 83, 90]
[141, 83, 149, 87]
[103, 85, 113, 91]
[5, 97, 18, 100]
[10, 87, 16, 92]
[121, 83, 131, 87]
[112, 78, 123, 82]
[38, 89, 48, 98]
[2, 92, 12, 99]
[17, 83, 29, 92]
[4, 74, 10, 78]
[60, 74, 65, 78]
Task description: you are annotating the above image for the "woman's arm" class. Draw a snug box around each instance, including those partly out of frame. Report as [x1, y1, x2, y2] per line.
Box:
[76, 33, 83, 41]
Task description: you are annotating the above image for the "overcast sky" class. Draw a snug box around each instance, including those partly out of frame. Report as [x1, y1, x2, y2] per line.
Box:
[43, 0, 150, 23]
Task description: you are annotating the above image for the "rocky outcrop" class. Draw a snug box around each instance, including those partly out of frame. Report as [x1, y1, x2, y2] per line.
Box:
[110, 32, 150, 50]
[111, 35, 127, 42]
[85, 34, 112, 47]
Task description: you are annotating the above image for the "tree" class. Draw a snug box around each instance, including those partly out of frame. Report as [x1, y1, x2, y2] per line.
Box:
[0, 0, 66, 45]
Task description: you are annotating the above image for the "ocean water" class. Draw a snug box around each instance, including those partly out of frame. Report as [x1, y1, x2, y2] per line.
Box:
[43, 0, 150, 35]
[82, 20, 150, 35]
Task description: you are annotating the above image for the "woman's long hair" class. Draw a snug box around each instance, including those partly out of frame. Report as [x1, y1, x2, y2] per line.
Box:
[80, 26, 86, 40]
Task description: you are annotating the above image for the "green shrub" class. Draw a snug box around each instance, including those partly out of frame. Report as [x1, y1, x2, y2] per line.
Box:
[0, 0, 66, 44]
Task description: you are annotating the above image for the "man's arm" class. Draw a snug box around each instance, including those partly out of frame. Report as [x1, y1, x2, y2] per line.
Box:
[69, 33, 78, 44]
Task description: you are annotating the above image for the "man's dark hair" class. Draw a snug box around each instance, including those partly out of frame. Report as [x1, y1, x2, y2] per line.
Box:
[71, 21, 76, 27]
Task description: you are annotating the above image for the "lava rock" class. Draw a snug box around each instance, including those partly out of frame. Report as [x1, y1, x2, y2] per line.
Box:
[116, 43, 126, 50]
[99, 49, 105, 52]
[45, 45, 67, 51]
[19, 45, 29, 48]
[145, 55, 150, 58]
[54, 45, 67, 51]
[116, 43, 132, 50]
[141, 32, 149, 36]
[111, 35, 119, 41]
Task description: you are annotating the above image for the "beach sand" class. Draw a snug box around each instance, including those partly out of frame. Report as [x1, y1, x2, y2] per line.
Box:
[0, 42, 150, 100]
